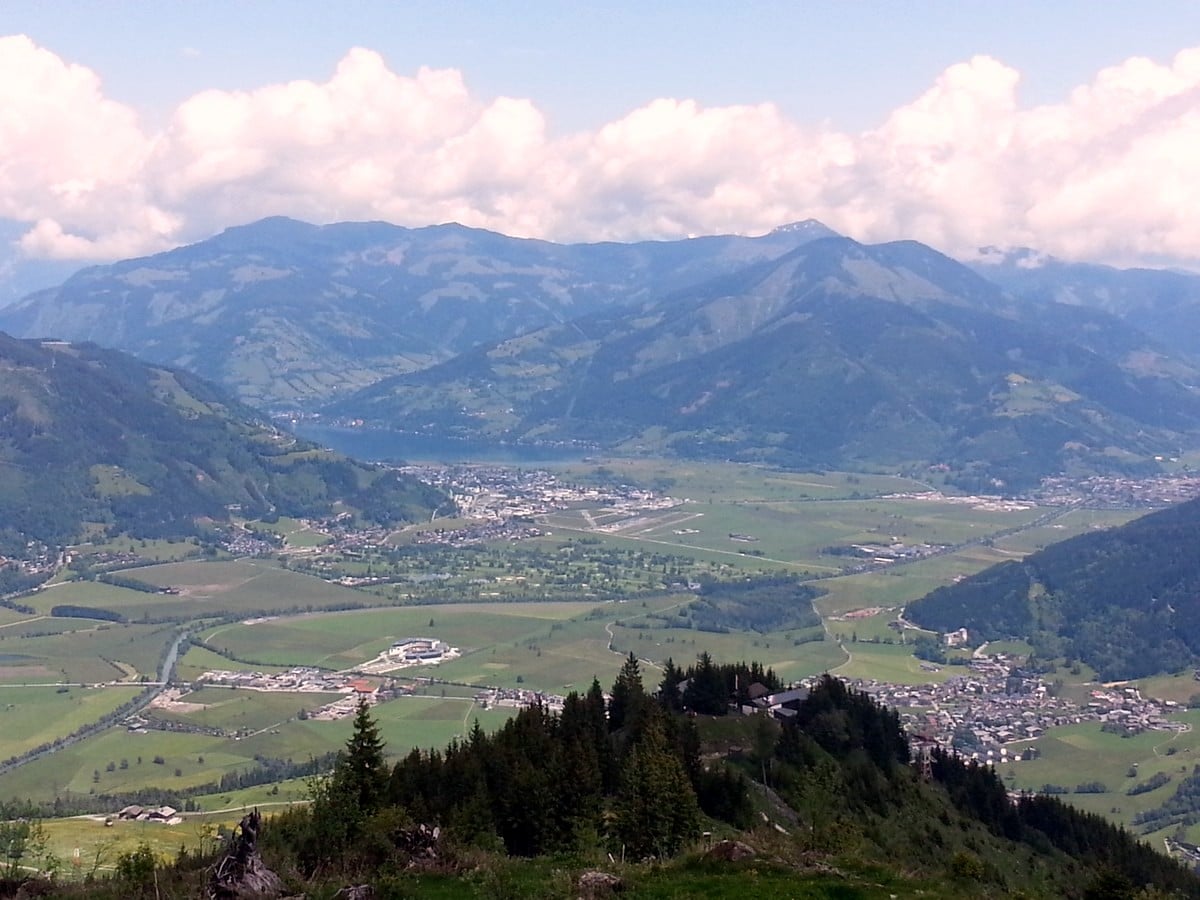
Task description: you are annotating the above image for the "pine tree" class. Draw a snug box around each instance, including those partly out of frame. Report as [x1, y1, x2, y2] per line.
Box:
[682, 651, 727, 715]
[612, 715, 700, 859]
[337, 698, 388, 815]
[658, 657, 685, 712]
[609, 652, 645, 732]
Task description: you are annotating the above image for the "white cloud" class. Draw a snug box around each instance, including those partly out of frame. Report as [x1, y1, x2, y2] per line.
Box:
[4, 36, 1200, 267]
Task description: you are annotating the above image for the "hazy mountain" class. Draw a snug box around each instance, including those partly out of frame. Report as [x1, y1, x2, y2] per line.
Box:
[337, 236, 1200, 489]
[906, 495, 1200, 680]
[0, 333, 443, 549]
[970, 247, 1200, 361]
[0, 217, 838, 410]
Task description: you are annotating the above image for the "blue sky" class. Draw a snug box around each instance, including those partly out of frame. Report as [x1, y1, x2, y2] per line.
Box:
[11, 2, 1199, 131]
[4, 2, 1200, 271]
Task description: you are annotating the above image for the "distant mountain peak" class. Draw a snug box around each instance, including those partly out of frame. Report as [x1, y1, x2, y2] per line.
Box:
[768, 219, 839, 239]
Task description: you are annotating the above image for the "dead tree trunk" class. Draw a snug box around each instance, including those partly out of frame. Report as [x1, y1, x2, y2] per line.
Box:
[209, 809, 284, 899]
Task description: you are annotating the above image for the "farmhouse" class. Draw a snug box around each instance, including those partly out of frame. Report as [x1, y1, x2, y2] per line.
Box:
[117, 804, 181, 824]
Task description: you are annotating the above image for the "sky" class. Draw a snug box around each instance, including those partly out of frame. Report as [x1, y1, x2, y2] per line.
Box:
[4, 2, 1200, 273]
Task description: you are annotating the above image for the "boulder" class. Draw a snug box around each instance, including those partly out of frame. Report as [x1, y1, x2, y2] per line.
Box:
[577, 869, 624, 898]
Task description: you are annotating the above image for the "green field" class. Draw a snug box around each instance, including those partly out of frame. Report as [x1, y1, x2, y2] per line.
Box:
[148, 686, 344, 733]
[545, 458, 931, 501]
[0, 621, 176, 683]
[0, 686, 138, 759]
[831, 641, 953, 685]
[1003, 713, 1200, 835]
[244, 515, 332, 548]
[34, 560, 367, 620]
[990, 508, 1143, 555]
[0, 693, 516, 805]
[199, 600, 606, 674]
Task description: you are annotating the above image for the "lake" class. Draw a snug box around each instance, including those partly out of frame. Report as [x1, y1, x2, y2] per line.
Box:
[293, 425, 589, 465]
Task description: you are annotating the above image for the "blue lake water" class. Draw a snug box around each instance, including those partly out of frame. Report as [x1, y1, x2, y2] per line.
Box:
[293, 425, 589, 465]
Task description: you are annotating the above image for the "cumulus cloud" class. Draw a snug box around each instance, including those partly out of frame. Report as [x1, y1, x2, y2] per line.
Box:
[3, 35, 1200, 267]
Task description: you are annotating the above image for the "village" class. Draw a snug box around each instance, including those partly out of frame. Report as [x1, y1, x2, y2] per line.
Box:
[847, 653, 1188, 765]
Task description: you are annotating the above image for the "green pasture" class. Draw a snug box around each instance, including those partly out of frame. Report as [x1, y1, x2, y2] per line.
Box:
[1137, 673, 1200, 705]
[200, 601, 604, 671]
[0, 726, 252, 801]
[0, 608, 36, 627]
[371, 698, 514, 754]
[191, 776, 312, 810]
[831, 641, 953, 685]
[813, 547, 1014, 616]
[0, 622, 175, 683]
[543, 498, 1044, 590]
[990, 508, 1145, 556]
[983, 639, 1035, 658]
[174, 643, 294, 682]
[244, 515, 331, 548]
[531, 520, 783, 573]
[0, 690, 519, 805]
[54, 559, 368, 620]
[545, 458, 931, 502]
[38, 813, 248, 872]
[1005, 712, 1200, 828]
[24, 581, 153, 615]
[70, 535, 204, 563]
[148, 686, 343, 733]
[823, 607, 918, 643]
[0, 686, 136, 759]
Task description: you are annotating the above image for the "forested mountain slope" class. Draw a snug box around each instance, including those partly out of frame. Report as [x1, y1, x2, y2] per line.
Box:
[0, 333, 443, 549]
[906, 496, 1200, 679]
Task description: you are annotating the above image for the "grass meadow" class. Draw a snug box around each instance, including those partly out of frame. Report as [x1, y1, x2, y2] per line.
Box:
[0, 686, 138, 759]
[1002, 711, 1200, 837]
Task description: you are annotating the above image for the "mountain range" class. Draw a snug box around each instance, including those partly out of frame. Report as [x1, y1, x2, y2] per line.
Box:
[4, 218, 1200, 489]
[0, 217, 835, 410]
[336, 235, 1200, 488]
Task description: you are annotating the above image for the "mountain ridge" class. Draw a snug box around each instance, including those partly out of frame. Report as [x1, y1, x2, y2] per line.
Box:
[335, 236, 1200, 489]
[0, 217, 840, 410]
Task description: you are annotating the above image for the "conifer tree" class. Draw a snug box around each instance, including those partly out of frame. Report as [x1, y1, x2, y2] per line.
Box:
[682, 651, 727, 714]
[609, 652, 645, 732]
[337, 698, 388, 815]
[612, 715, 700, 858]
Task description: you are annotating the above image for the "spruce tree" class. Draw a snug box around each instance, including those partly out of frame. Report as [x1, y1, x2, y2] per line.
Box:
[612, 715, 700, 859]
[609, 652, 645, 732]
[337, 698, 388, 815]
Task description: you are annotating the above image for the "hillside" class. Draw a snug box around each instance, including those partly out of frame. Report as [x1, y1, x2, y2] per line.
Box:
[336, 236, 1200, 490]
[906, 496, 1200, 679]
[0, 217, 836, 410]
[0, 333, 443, 550]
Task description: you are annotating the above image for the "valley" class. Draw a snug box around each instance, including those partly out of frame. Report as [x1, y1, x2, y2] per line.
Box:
[2, 455, 1198, 868]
